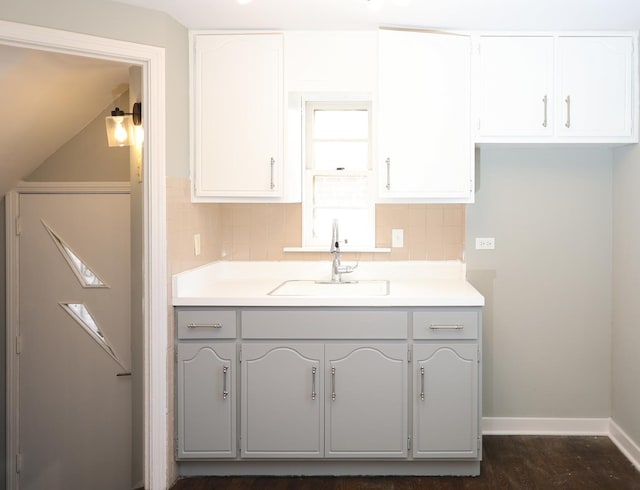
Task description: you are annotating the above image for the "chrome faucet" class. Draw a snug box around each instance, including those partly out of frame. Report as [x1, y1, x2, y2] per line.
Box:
[330, 220, 358, 283]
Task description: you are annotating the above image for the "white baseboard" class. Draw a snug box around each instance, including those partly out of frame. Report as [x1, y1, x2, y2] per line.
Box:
[482, 417, 610, 436]
[609, 419, 640, 472]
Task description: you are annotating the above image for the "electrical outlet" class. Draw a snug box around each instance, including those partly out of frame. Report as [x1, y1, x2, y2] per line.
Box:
[194, 233, 201, 256]
[392, 229, 404, 248]
[475, 237, 495, 250]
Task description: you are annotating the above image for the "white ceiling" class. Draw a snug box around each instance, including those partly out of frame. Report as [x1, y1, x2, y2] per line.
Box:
[113, 0, 640, 31]
[0, 46, 130, 196]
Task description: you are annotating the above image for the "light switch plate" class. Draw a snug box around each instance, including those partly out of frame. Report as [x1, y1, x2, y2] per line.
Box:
[194, 233, 201, 256]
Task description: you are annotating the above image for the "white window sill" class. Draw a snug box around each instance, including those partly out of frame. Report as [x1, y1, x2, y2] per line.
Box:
[283, 246, 392, 253]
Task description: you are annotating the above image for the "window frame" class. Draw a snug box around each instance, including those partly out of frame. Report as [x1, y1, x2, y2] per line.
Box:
[301, 100, 376, 248]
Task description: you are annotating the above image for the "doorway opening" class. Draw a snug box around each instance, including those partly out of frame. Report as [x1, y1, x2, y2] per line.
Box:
[2, 20, 168, 490]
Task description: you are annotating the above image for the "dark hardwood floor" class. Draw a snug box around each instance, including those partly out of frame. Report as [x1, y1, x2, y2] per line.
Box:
[170, 436, 640, 489]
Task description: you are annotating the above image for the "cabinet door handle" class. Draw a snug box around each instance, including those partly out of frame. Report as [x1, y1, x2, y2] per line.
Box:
[270, 157, 276, 190]
[429, 324, 464, 330]
[385, 158, 391, 190]
[542, 95, 548, 128]
[331, 367, 336, 401]
[420, 366, 425, 401]
[565, 95, 571, 128]
[222, 365, 229, 400]
[187, 322, 222, 329]
[311, 366, 317, 401]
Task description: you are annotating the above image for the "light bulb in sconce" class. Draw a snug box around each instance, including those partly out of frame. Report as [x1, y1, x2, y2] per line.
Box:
[392, 0, 412, 6]
[113, 117, 129, 145]
[105, 102, 142, 147]
[236, 0, 253, 4]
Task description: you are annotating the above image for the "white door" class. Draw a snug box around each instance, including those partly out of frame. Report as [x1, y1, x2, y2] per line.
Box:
[477, 36, 554, 137]
[241, 343, 323, 458]
[17, 192, 131, 490]
[325, 344, 407, 458]
[556, 36, 634, 138]
[378, 29, 472, 200]
[194, 33, 283, 198]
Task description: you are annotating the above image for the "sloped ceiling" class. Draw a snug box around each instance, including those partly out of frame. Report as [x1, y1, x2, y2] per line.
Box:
[113, 0, 640, 30]
[0, 45, 130, 197]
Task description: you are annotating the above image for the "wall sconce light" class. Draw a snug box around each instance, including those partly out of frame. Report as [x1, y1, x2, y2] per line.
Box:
[105, 102, 142, 147]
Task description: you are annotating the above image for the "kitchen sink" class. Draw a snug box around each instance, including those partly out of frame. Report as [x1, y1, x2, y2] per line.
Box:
[269, 279, 389, 297]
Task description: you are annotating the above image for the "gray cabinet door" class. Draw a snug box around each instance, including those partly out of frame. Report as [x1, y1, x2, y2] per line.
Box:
[177, 343, 236, 458]
[241, 343, 324, 458]
[413, 343, 478, 458]
[325, 344, 408, 458]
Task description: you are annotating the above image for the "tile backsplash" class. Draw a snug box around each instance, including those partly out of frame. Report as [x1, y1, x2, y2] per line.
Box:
[167, 177, 465, 273]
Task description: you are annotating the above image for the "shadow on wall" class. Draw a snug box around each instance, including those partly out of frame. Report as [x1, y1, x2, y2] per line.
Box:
[466, 268, 495, 417]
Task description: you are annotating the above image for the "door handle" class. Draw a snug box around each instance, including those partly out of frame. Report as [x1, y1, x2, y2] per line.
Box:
[565, 95, 571, 128]
[116, 372, 131, 377]
[311, 366, 317, 401]
[331, 367, 336, 401]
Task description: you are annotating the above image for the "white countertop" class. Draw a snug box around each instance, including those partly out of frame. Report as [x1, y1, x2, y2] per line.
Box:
[172, 260, 484, 307]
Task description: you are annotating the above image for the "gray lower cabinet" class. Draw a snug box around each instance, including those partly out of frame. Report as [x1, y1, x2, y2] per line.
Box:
[326, 343, 407, 458]
[413, 343, 479, 458]
[240, 342, 408, 458]
[241, 343, 324, 458]
[175, 306, 481, 475]
[177, 342, 236, 458]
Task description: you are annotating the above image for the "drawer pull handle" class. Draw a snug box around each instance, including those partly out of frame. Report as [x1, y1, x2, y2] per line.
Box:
[222, 366, 229, 400]
[429, 324, 464, 330]
[331, 367, 336, 401]
[420, 366, 425, 401]
[187, 322, 222, 329]
[311, 367, 317, 401]
[542, 94, 548, 128]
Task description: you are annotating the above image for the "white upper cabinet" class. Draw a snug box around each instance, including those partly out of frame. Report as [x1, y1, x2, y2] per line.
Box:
[378, 29, 473, 203]
[191, 33, 283, 200]
[285, 31, 377, 93]
[556, 36, 635, 139]
[477, 36, 554, 137]
[476, 33, 638, 143]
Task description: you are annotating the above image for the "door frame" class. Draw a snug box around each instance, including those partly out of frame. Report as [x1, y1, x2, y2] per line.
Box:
[2, 21, 168, 490]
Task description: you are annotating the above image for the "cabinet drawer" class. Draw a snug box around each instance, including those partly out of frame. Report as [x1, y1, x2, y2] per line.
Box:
[176, 309, 237, 339]
[412, 310, 478, 340]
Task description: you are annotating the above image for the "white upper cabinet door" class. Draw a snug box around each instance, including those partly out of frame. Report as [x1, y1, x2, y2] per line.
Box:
[378, 29, 473, 202]
[192, 33, 283, 199]
[285, 31, 377, 93]
[477, 36, 554, 137]
[325, 344, 407, 458]
[556, 36, 635, 139]
[241, 343, 324, 458]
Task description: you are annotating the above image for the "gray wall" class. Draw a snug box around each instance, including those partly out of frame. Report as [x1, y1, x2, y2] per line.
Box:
[612, 144, 640, 444]
[27, 91, 131, 182]
[466, 148, 613, 418]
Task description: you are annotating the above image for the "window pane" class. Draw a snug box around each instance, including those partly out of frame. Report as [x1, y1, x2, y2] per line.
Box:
[314, 110, 368, 140]
[313, 175, 369, 207]
[313, 142, 368, 171]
